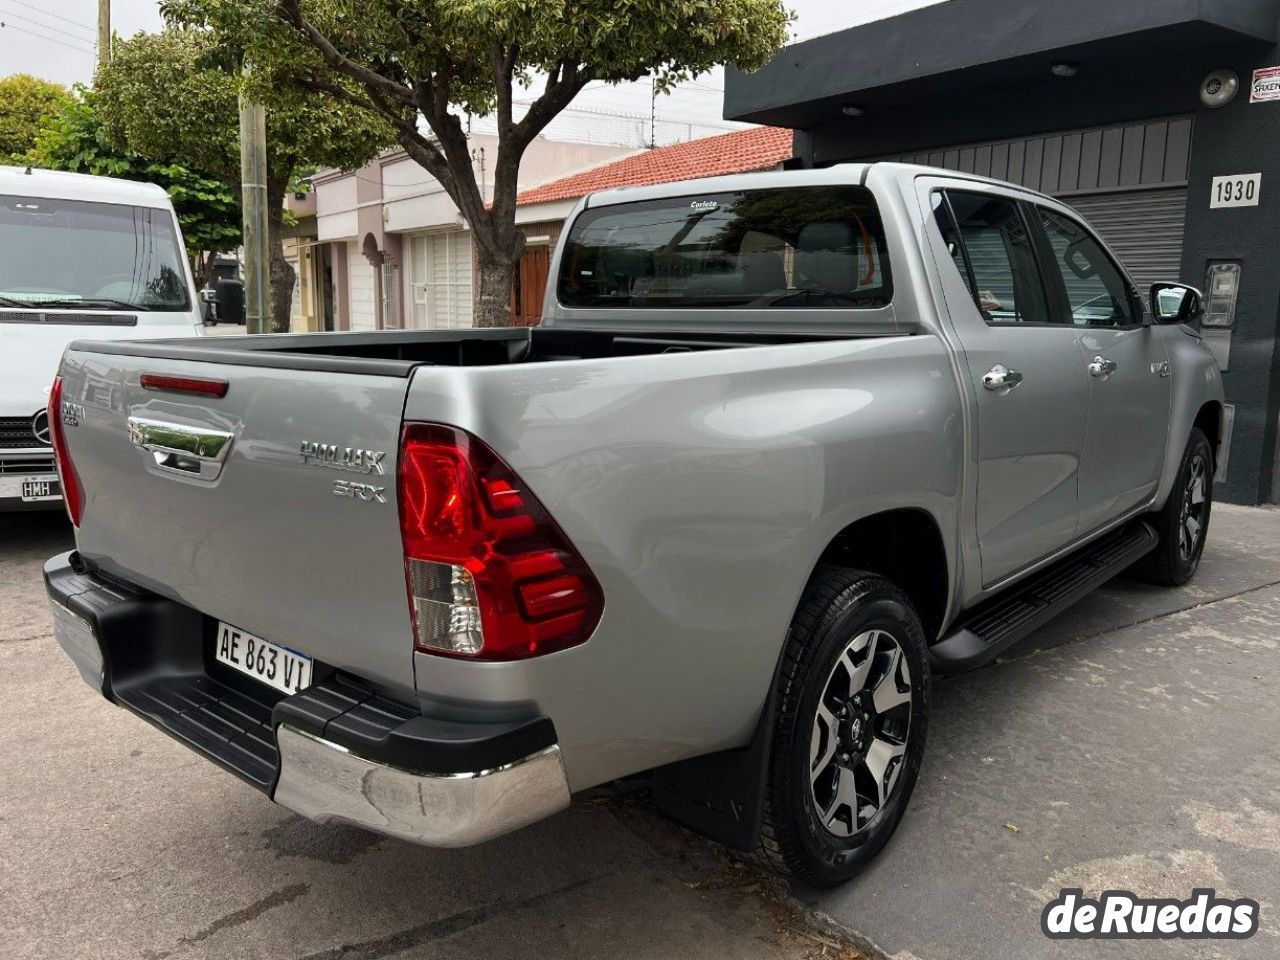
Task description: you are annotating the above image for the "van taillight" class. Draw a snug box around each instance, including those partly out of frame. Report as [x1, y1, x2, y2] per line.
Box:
[397, 424, 603, 660]
[48, 376, 84, 527]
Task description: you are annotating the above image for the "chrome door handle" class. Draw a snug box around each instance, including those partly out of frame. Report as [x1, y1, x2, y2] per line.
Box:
[128, 416, 233, 480]
[982, 364, 1024, 394]
[1088, 356, 1119, 379]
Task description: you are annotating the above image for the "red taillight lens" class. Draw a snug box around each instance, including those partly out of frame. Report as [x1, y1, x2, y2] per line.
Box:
[47, 376, 84, 527]
[398, 424, 604, 660]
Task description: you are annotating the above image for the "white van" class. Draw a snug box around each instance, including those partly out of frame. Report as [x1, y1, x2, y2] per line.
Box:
[1, 166, 204, 511]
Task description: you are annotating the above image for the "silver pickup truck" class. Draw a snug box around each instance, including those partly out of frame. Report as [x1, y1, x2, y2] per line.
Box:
[45, 164, 1223, 886]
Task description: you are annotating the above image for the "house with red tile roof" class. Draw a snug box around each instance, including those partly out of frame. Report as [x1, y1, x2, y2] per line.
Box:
[510, 126, 794, 323]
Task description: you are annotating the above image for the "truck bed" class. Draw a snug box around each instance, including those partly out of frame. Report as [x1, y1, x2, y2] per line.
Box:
[70, 327, 837, 376]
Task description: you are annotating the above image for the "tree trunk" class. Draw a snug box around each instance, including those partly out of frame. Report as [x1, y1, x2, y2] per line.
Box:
[473, 249, 517, 328]
[266, 177, 295, 334]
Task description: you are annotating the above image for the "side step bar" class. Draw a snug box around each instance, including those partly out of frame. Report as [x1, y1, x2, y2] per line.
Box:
[930, 520, 1158, 675]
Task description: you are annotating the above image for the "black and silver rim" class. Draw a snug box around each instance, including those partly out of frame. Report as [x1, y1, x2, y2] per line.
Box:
[809, 629, 912, 839]
[1178, 452, 1209, 562]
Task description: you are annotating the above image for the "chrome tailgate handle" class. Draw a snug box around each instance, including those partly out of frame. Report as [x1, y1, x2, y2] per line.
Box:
[128, 416, 234, 480]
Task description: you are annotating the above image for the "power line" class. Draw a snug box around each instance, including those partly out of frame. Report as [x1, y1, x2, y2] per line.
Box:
[6, 0, 95, 35]
[0, 20, 96, 54]
[0, 7, 98, 47]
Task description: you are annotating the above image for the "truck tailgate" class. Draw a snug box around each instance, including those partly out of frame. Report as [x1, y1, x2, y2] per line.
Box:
[58, 347, 416, 699]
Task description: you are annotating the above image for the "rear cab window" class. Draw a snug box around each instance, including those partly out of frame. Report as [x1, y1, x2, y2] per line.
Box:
[557, 186, 892, 311]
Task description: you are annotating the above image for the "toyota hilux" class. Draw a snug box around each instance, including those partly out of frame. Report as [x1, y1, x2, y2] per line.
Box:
[44, 164, 1222, 885]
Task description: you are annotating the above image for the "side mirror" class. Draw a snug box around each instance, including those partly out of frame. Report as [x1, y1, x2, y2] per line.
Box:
[1150, 282, 1204, 326]
[200, 289, 217, 303]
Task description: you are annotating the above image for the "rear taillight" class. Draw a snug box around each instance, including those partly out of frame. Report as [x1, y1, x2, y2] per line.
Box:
[48, 376, 84, 527]
[398, 424, 603, 660]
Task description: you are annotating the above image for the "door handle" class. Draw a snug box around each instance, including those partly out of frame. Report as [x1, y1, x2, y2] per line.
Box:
[1088, 356, 1119, 379]
[982, 364, 1024, 394]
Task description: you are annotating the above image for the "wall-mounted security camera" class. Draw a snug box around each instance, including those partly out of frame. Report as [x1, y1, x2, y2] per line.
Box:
[1200, 70, 1239, 109]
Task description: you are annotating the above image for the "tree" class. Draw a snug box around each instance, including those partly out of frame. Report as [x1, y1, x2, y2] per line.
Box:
[27, 88, 242, 287]
[95, 29, 393, 330]
[162, 0, 791, 328]
[0, 74, 72, 162]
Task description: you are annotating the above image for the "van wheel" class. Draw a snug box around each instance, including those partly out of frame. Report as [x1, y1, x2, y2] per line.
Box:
[761, 568, 929, 887]
[1132, 428, 1214, 587]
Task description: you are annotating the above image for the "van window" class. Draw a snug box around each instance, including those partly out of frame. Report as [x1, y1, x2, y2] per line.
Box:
[557, 186, 892, 309]
[0, 196, 190, 311]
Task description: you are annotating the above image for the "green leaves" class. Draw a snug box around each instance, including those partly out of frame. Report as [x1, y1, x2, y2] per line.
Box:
[158, 0, 791, 326]
[94, 27, 395, 187]
[26, 89, 243, 258]
[0, 74, 73, 162]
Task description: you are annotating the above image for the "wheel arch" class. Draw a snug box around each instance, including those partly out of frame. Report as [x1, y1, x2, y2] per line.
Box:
[651, 507, 951, 854]
[814, 507, 951, 643]
[1193, 400, 1224, 471]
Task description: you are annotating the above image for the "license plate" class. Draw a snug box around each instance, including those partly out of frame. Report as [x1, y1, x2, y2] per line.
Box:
[22, 477, 61, 502]
[214, 622, 312, 695]
[0, 475, 60, 501]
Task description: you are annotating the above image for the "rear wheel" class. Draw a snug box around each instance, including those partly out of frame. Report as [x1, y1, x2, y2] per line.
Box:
[1132, 428, 1213, 587]
[761, 568, 929, 886]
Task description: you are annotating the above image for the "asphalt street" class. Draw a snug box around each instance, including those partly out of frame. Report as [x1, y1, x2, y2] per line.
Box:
[2, 503, 1277, 960]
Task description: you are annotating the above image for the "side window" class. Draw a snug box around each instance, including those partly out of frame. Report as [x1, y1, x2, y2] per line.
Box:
[934, 191, 1052, 325]
[1038, 208, 1137, 327]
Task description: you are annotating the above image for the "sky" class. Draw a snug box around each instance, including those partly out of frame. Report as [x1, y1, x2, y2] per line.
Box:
[0, 0, 946, 147]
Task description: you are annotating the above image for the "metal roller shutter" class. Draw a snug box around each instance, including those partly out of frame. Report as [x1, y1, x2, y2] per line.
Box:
[1063, 189, 1188, 293]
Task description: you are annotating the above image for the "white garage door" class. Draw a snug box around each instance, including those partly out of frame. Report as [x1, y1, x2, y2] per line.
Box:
[408, 231, 473, 329]
[346, 242, 376, 331]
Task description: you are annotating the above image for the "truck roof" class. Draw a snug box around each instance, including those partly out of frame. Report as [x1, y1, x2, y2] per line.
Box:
[0, 165, 172, 208]
[578, 160, 1057, 209]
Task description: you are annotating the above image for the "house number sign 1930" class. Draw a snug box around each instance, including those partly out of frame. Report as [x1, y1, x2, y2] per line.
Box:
[1210, 173, 1262, 209]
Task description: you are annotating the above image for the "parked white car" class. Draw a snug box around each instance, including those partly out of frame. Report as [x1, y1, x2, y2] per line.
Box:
[0, 166, 203, 511]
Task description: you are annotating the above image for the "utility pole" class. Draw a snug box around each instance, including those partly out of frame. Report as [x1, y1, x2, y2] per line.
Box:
[97, 0, 110, 64]
[649, 77, 657, 149]
[239, 74, 269, 334]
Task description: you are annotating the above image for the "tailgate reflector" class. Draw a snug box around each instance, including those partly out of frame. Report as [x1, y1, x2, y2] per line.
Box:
[48, 376, 84, 527]
[140, 373, 229, 398]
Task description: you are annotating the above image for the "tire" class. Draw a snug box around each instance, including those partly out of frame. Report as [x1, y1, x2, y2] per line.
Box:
[1132, 428, 1214, 587]
[761, 567, 930, 887]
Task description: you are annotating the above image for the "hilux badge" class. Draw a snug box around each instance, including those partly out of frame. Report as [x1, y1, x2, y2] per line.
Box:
[299, 440, 386, 475]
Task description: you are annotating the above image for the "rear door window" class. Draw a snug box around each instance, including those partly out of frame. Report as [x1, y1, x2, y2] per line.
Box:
[557, 186, 891, 309]
[935, 191, 1052, 326]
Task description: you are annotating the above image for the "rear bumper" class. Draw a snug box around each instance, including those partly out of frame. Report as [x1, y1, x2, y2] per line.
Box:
[45, 551, 570, 848]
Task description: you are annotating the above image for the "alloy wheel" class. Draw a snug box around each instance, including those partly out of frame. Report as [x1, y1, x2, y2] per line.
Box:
[1179, 452, 1209, 562]
[809, 629, 912, 838]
